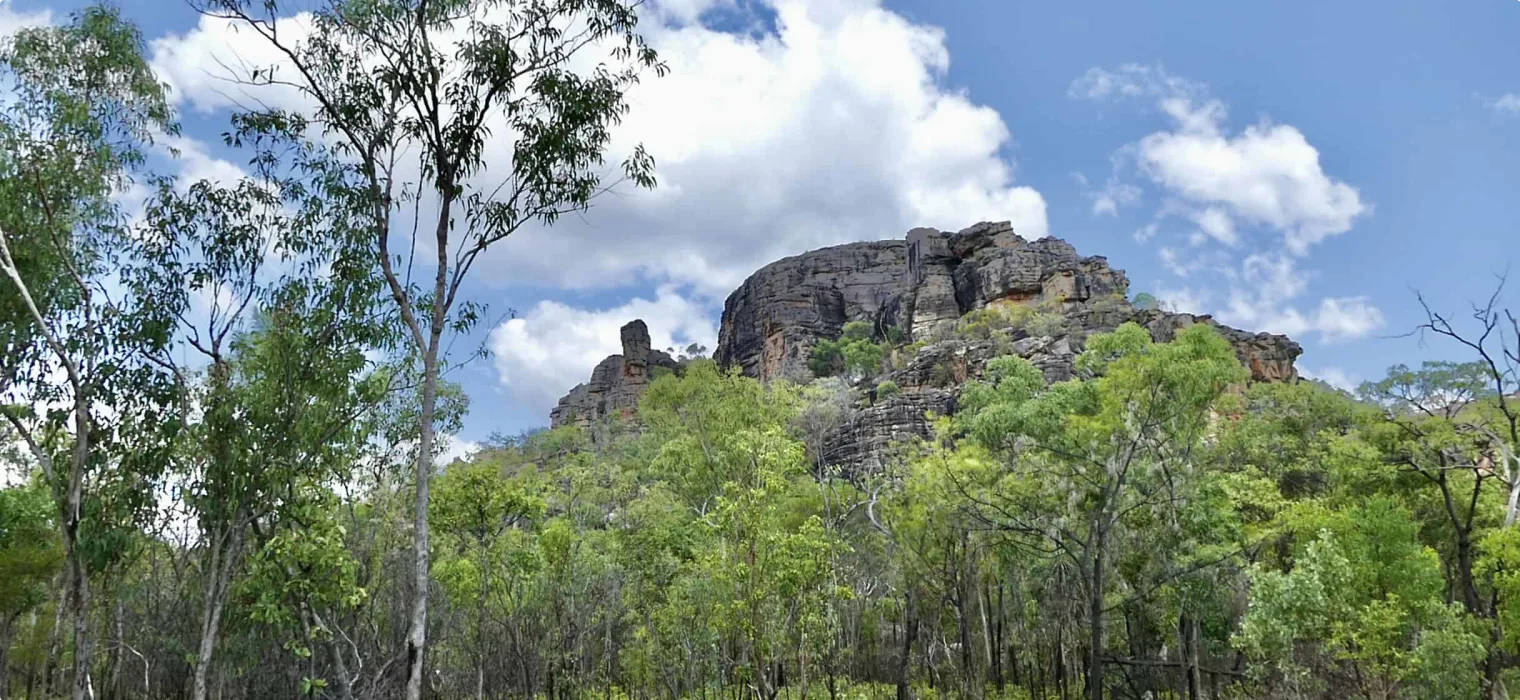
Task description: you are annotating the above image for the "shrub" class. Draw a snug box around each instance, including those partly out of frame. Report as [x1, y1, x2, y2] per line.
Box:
[1024, 311, 1069, 338]
[809, 320, 891, 381]
[875, 380, 899, 400]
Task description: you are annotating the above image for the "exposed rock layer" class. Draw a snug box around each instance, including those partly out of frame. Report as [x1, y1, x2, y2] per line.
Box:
[549, 320, 680, 429]
[551, 222, 1305, 472]
[713, 221, 1133, 381]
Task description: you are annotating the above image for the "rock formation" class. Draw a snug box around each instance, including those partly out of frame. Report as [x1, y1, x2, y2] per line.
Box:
[714, 221, 1130, 381]
[550, 221, 1304, 472]
[549, 320, 680, 429]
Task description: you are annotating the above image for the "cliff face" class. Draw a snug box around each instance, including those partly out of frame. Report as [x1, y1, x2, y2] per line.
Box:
[551, 222, 1304, 471]
[712, 221, 1131, 381]
[712, 240, 913, 382]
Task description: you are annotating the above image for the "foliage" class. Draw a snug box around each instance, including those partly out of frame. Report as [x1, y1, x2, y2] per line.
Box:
[809, 320, 891, 381]
[8, 5, 1520, 700]
[0, 480, 61, 622]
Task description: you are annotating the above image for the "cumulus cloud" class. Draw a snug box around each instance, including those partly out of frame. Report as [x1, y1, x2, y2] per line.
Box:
[1153, 285, 1210, 315]
[1075, 66, 1367, 255]
[147, 0, 1048, 298]
[439, 436, 483, 465]
[0, 5, 52, 39]
[1136, 99, 1367, 254]
[161, 132, 248, 187]
[487, 287, 718, 415]
[150, 12, 317, 115]
[1073, 64, 1381, 343]
[1214, 253, 1383, 342]
[1488, 94, 1520, 118]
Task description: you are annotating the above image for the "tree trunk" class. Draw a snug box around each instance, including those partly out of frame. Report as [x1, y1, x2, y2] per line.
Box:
[1, 614, 13, 700]
[1087, 527, 1105, 700]
[192, 527, 239, 700]
[897, 591, 916, 700]
[404, 338, 442, 700]
[43, 572, 66, 699]
[66, 420, 94, 700]
[404, 173, 453, 700]
[105, 595, 123, 700]
[1180, 613, 1200, 700]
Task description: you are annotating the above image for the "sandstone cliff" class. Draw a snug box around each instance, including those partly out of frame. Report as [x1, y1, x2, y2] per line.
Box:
[550, 222, 1304, 473]
[712, 221, 1130, 381]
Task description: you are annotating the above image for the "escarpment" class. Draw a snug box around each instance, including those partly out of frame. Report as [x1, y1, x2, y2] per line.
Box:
[550, 221, 1303, 472]
[712, 221, 1131, 381]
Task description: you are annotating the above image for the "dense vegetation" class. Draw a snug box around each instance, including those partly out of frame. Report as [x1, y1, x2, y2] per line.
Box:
[3, 3, 1520, 700]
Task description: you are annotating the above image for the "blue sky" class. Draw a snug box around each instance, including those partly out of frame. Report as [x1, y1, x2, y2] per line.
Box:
[4, 0, 1518, 451]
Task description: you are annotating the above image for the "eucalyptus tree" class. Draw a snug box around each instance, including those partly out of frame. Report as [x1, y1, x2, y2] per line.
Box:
[188, 1, 665, 693]
[0, 8, 177, 698]
[955, 323, 1248, 700]
[128, 113, 401, 700]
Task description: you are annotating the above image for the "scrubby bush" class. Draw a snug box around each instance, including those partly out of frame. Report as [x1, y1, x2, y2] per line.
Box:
[1024, 311, 1069, 338]
[809, 320, 894, 381]
[874, 380, 899, 400]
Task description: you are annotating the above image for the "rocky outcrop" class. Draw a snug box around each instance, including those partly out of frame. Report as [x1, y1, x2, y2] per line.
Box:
[818, 390, 956, 473]
[551, 222, 1304, 472]
[713, 241, 913, 382]
[714, 221, 1130, 382]
[1135, 310, 1301, 383]
[549, 320, 680, 429]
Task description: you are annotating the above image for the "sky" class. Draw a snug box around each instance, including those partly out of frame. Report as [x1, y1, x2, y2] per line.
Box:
[4, 0, 1518, 453]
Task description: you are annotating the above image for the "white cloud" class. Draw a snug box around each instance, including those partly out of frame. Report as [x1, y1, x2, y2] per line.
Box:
[1074, 65, 1380, 344]
[1215, 253, 1383, 342]
[1158, 247, 1192, 277]
[1487, 94, 1520, 118]
[147, 0, 1048, 298]
[1135, 103, 1366, 254]
[150, 12, 317, 115]
[1300, 365, 1358, 393]
[1082, 174, 1141, 216]
[1188, 206, 1237, 246]
[1309, 296, 1385, 342]
[487, 287, 718, 416]
[162, 132, 247, 187]
[1068, 64, 1201, 102]
[0, 5, 52, 39]
[1073, 65, 1367, 255]
[1154, 286, 1210, 315]
[439, 436, 482, 465]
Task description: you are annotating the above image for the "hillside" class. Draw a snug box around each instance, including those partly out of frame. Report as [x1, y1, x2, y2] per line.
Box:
[552, 221, 1302, 470]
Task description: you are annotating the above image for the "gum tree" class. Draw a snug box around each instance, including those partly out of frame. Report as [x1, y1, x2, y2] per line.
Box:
[0, 9, 176, 698]
[190, 1, 664, 694]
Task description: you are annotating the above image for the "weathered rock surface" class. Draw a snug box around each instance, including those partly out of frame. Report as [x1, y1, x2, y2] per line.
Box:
[1135, 310, 1302, 383]
[820, 333, 1083, 474]
[818, 390, 956, 473]
[713, 241, 913, 382]
[549, 320, 680, 429]
[714, 221, 1130, 382]
[551, 222, 1304, 473]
